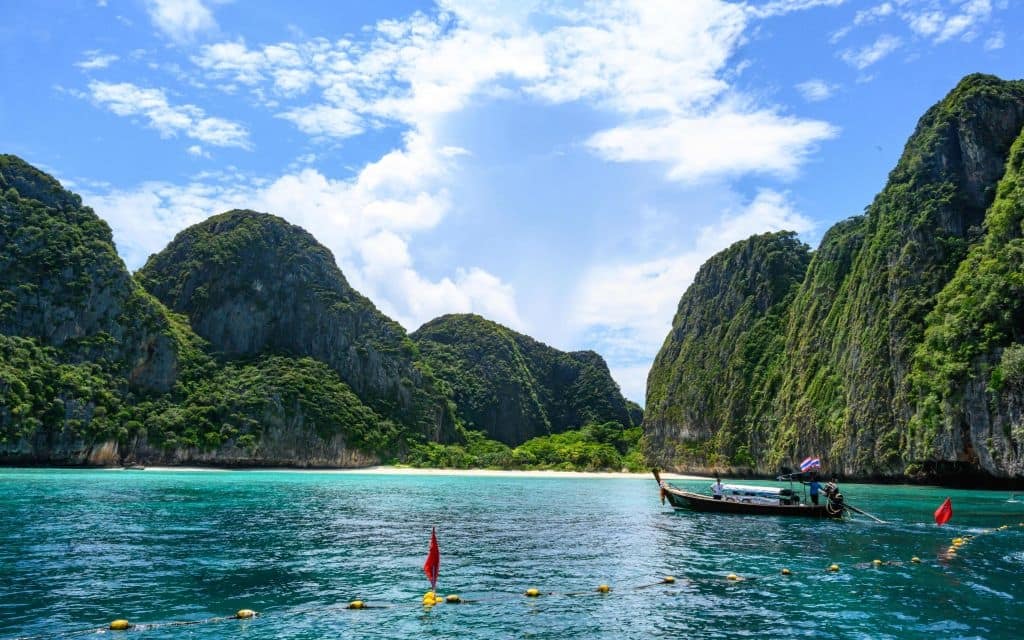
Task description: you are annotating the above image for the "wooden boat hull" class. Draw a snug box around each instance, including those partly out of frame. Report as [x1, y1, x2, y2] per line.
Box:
[662, 488, 841, 518]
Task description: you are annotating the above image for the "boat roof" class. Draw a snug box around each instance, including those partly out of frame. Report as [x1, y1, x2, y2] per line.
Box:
[721, 484, 786, 495]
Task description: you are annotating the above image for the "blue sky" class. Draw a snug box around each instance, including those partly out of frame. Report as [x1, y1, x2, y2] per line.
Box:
[1, 0, 1020, 403]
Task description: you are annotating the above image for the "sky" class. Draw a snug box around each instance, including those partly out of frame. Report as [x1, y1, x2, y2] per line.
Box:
[1, 0, 1020, 404]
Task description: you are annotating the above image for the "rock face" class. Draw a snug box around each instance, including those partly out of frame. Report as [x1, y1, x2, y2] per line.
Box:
[412, 314, 636, 445]
[136, 210, 455, 442]
[644, 232, 811, 471]
[911, 126, 1024, 478]
[0, 155, 180, 391]
[645, 74, 1024, 481]
[0, 160, 406, 466]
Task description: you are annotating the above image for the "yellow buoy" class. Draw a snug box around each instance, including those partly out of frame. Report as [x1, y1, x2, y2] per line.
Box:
[445, 594, 461, 604]
[423, 591, 443, 606]
[235, 609, 256, 619]
[952, 537, 963, 546]
[872, 559, 882, 566]
[348, 601, 365, 610]
[662, 576, 676, 584]
[828, 564, 840, 572]
[726, 573, 741, 581]
[109, 620, 131, 631]
[948, 547, 957, 554]
[525, 588, 541, 597]
[596, 584, 611, 593]
[911, 556, 921, 563]
[781, 568, 792, 575]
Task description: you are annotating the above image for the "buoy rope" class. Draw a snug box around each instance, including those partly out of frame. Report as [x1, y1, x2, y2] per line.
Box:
[6, 523, 1020, 640]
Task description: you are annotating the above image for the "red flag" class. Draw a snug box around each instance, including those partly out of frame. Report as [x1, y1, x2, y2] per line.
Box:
[423, 527, 440, 589]
[934, 497, 952, 525]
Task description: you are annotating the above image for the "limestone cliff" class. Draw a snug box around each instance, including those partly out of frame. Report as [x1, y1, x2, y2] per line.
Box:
[136, 210, 456, 442]
[0, 155, 181, 391]
[644, 74, 1024, 482]
[412, 313, 636, 445]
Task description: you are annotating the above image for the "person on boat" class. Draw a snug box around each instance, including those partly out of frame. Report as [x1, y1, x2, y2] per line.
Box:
[823, 477, 844, 515]
[801, 472, 822, 505]
[711, 475, 724, 500]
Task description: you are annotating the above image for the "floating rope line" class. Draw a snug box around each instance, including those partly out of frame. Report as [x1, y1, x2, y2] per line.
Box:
[7, 523, 1022, 640]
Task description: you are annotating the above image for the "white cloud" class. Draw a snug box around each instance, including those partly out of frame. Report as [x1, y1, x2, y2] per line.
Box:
[570, 189, 814, 402]
[87, 81, 251, 148]
[935, 0, 992, 42]
[186, 144, 210, 158]
[840, 33, 901, 69]
[277, 105, 364, 139]
[587, 108, 836, 182]
[795, 79, 839, 101]
[902, 0, 993, 43]
[905, 10, 945, 37]
[75, 50, 119, 70]
[745, 0, 846, 19]
[146, 0, 216, 43]
[187, 0, 835, 184]
[984, 31, 1005, 50]
[854, 2, 894, 25]
[85, 128, 520, 333]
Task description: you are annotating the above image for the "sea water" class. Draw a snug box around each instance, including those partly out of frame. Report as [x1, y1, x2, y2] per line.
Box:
[1, 469, 1022, 640]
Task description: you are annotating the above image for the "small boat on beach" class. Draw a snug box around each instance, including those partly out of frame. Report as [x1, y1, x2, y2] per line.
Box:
[653, 470, 844, 519]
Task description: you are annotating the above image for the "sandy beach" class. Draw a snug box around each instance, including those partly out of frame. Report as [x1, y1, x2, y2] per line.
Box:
[124, 465, 705, 480]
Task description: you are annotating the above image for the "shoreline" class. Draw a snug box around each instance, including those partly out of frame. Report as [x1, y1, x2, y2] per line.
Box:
[93, 465, 706, 480]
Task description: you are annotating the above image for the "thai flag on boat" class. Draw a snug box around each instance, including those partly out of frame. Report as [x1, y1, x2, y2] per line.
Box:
[800, 456, 821, 472]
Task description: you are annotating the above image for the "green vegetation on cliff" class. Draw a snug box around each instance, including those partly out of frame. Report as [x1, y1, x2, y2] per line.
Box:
[645, 74, 1024, 480]
[136, 209, 456, 443]
[412, 313, 636, 446]
[0, 158, 399, 465]
[911, 127, 1024, 471]
[644, 231, 810, 470]
[1, 155, 184, 392]
[406, 422, 645, 472]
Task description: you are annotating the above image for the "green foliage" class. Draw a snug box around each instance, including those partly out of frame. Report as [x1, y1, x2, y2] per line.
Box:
[910, 128, 1024, 452]
[148, 355, 394, 453]
[412, 313, 635, 446]
[406, 421, 643, 472]
[0, 335, 134, 445]
[135, 208, 456, 443]
[644, 231, 811, 468]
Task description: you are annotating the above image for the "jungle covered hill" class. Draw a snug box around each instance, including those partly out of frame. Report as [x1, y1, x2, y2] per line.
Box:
[0, 156, 635, 468]
[644, 74, 1024, 484]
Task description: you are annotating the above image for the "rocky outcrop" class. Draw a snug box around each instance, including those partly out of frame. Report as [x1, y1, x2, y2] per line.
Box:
[136, 210, 455, 442]
[644, 74, 1024, 482]
[412, 313, 636, 445]
[644, 232, 810, 470]
[0, 155, 181, 391]
[910, 126, 1024, 478]
[0, 160, 404, 467]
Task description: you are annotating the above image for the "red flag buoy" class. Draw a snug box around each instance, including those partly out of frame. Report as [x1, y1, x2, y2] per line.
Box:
[423, 527, 440, 589]
[934, 497, 952, 525]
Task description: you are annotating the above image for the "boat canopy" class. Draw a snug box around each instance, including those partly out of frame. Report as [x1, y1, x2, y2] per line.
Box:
[721, 484, 794, 498]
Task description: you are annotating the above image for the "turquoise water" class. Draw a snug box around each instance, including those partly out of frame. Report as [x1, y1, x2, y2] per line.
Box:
[1, 470, 1023, 640]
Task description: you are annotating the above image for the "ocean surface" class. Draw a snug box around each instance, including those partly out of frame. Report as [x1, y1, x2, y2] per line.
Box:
[1, 469, 1023, 640]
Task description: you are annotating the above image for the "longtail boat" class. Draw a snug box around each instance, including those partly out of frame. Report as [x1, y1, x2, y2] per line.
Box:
[653, 470, 844, 519]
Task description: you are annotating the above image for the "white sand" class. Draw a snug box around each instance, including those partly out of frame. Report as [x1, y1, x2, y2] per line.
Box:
[133, 465, 704, 480]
